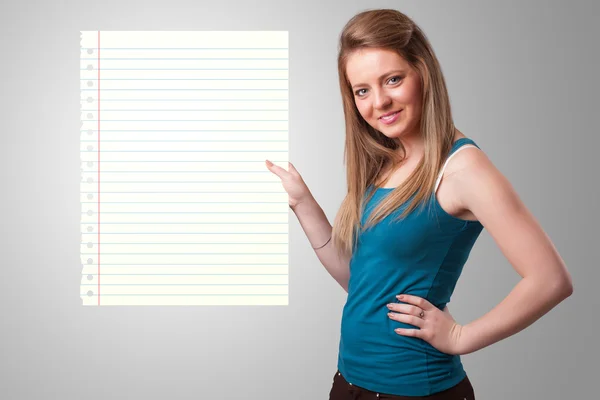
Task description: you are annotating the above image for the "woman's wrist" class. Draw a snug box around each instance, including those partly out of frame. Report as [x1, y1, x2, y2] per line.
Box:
[290, 196, 333, 250]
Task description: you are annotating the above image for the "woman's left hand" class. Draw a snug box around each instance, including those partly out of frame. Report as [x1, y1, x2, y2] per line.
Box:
[387, 294, 466, 355]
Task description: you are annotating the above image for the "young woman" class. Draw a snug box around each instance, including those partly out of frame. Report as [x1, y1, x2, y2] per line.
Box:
[266, 8, 573, 400]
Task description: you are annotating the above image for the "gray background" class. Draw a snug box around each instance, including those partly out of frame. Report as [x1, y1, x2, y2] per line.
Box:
[1, 0, 597, 399]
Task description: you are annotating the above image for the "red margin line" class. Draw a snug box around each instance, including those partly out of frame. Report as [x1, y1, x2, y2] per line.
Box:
[97, 31, 101, 306]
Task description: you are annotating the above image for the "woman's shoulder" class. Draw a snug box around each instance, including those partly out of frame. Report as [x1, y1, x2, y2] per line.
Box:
[444, 133, 486, 176]
[437, 134, 489, 221]
[444, 135, 503, 220]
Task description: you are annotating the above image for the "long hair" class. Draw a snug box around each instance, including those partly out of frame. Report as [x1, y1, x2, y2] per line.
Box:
[331, 8, 458, 260]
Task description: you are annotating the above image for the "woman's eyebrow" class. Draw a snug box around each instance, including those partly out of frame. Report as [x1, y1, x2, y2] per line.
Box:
[351, 70, 405, 89]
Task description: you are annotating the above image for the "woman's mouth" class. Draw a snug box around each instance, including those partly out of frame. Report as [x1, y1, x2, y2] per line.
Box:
[379, 110, 402, 125]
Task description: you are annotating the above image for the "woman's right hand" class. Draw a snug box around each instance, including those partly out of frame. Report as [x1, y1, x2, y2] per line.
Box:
[265, 159, 314, 209]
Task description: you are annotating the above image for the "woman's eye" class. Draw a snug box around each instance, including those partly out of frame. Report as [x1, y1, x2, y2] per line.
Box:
[354, 76, 402, 97]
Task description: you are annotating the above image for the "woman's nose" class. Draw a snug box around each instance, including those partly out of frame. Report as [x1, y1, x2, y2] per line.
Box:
[373, 90, 392, 109]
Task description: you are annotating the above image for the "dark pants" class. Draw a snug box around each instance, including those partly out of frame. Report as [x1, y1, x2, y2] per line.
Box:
[329, 370, 475, 400]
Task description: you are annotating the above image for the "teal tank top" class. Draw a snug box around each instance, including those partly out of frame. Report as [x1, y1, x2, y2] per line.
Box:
[337, 138, 484, 396]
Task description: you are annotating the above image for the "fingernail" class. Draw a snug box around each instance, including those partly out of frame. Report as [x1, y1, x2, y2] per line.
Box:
[396, 295, 403, 300]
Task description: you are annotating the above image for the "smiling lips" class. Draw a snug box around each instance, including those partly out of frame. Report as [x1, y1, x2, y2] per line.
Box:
[379, 110, 402, 124]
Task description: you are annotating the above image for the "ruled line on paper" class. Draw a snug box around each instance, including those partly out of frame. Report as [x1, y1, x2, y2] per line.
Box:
[96, 31, 101, 306]
[80, 31, 289, 306]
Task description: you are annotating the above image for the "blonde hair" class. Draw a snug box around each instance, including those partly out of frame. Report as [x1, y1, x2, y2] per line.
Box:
[332, 8, 458, 260]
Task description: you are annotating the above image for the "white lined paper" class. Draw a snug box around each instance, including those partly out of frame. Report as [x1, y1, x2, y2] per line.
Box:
[80, 31, 289, 306]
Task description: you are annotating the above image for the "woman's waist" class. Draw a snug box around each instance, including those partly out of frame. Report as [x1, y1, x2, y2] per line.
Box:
[341, 312, 456, 360]
[339, 328, 462, 380]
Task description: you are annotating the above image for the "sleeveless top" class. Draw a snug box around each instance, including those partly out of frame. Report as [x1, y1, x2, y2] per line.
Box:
[337, 138, 484, 396]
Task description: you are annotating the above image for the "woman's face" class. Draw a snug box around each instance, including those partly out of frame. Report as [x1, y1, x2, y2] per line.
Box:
[346, 48, 423, 140]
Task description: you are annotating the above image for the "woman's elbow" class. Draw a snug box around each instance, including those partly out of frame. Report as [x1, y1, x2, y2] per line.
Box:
[554, 273, 574, 299]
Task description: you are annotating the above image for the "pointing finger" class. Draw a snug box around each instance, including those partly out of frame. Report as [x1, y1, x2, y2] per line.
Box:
[265, 159, 290, 178]
[287, 162, 299, 175]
